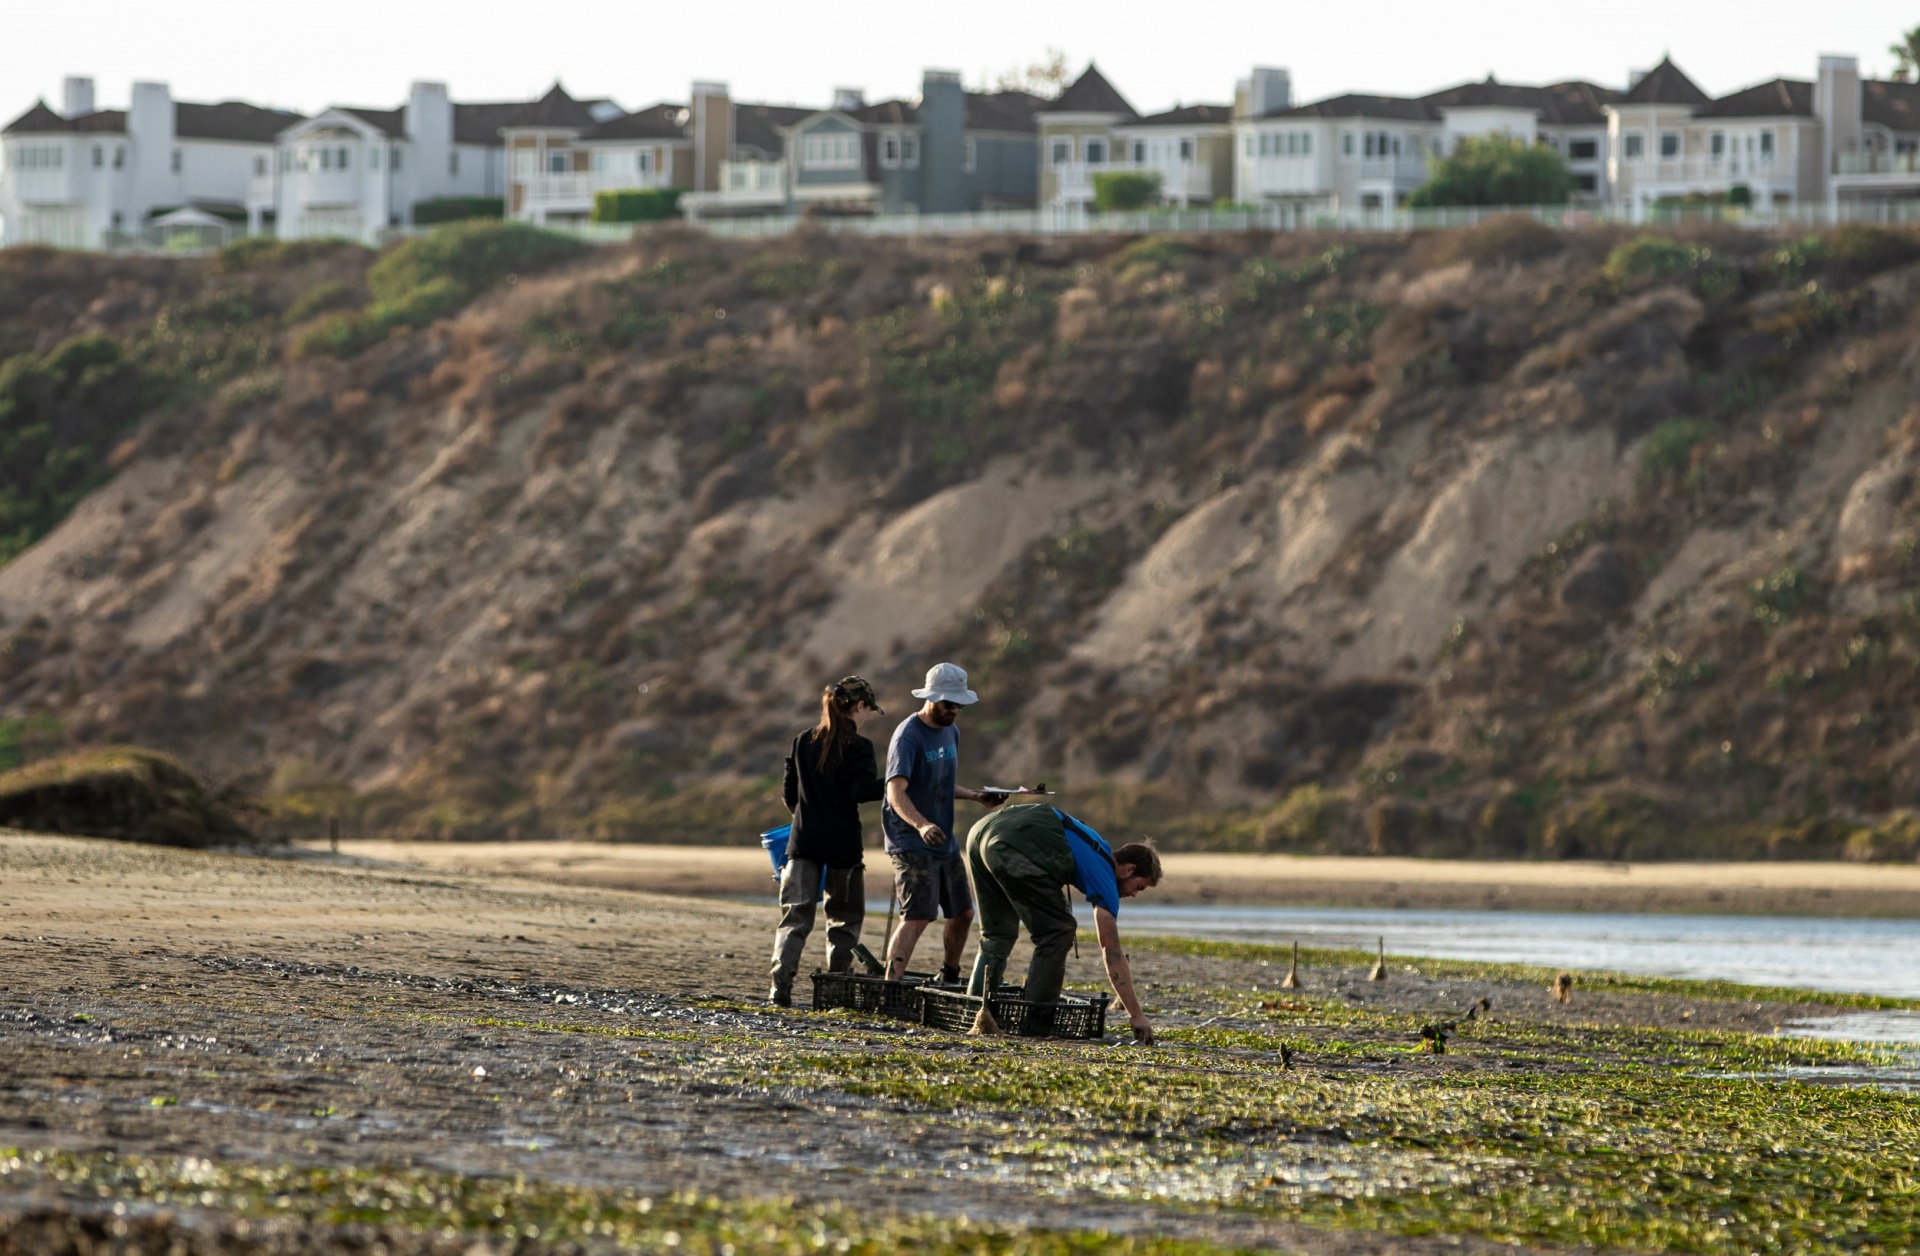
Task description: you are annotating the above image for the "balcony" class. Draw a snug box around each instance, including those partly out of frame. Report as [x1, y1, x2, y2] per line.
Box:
[1358, 157, 1432, 184]
[1835, 152, 1920, 176]
[521, 170, 674, 206]
[720, 160, 787, 197]
[1615, 155, 1777, 184]
[1247, 157, 1328, 198]
[1053, 159, 1214, 202]
[9, 168, 77, 205]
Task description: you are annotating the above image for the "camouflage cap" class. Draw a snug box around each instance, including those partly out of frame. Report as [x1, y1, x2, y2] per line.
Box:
[833, 675, 883, 715]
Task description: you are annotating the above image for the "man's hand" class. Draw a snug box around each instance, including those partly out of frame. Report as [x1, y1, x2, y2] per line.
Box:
[1130, 1016, 1155, 1045]
[979, 789, 1008, 809]
[918, 822, 948, 847]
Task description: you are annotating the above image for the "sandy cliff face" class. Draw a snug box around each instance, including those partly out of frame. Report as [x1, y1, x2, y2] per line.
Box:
[4, 221, 1920, 854]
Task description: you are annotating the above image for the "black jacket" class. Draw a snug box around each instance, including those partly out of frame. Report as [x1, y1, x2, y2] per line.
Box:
[782, 729, 885, 868]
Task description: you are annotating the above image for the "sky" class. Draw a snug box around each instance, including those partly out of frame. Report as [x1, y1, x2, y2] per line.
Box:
[3, 0, 1914, 122]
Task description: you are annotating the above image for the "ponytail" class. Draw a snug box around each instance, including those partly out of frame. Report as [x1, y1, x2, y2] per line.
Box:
[814, 682, 857, 771]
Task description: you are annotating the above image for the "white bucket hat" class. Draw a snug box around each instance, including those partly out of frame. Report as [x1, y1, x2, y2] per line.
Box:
[911, 661, 979, 706]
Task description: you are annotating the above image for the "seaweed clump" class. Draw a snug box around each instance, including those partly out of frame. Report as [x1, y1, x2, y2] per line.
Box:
[0, 746, 250, 847]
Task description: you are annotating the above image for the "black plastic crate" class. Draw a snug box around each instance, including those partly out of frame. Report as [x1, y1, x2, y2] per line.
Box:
[917, 986, 1111, 1039]
[810, 971, 937, 1019]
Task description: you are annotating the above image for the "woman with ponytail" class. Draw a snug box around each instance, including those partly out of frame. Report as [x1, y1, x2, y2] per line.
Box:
[768, 675, 886, 1006]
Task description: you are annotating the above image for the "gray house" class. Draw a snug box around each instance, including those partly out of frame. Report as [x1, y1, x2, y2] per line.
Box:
[780, 70, 1040, 215]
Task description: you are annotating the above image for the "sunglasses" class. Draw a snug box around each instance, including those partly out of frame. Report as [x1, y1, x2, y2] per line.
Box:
[934, 701, 963, 713]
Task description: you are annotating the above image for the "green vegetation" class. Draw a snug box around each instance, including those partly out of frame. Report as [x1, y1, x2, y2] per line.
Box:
[0, 1149, 1227, 1255]
[1093, 170, 1163, 212]
[0, 714, 60, 772]
[411, 196, 505, 225]
[299, 220, 590, 356]
[0, 336, 150, 564]
[591, 188, 682, 223]
[1408, 135, 1570, 207]
[1748, 566, 1809, 630]
[1639, 416, 1718, 485]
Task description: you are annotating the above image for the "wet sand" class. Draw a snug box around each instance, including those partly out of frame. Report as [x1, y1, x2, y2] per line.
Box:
[0, 828, 1898, 1254]
[321, 839, 1920, 917]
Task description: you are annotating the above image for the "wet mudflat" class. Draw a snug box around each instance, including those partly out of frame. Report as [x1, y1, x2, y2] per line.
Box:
[1, 833, 1916, 1254]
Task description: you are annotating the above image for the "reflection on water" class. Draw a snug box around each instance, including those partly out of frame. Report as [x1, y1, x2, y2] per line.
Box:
[1782, 1011, 1920, 1043]
[1111, 904, 1920, 1001]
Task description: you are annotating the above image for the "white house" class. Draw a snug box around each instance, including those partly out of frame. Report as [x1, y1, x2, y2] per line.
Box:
[272, 82, 532, 244]
[1111, 104, 1236, 207]
[1, 77, 300, 248]
[1234, 71, 1618, 215]
[1234, 90, 1439, 215]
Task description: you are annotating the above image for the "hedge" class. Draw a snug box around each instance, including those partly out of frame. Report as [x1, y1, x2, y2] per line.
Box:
[413, 197, 506, 226]
[591, 189, 683, 223]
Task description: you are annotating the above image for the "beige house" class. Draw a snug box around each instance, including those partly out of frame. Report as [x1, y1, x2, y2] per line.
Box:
[1112, 105, 1235, 207]
[1037, 64, 1138, 209]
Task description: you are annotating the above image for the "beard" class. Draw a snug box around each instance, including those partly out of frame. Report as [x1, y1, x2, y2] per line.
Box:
[927, 705, 958, 727]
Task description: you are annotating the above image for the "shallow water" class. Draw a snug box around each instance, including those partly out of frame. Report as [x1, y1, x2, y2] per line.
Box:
[1111, 904, 1920, 1001]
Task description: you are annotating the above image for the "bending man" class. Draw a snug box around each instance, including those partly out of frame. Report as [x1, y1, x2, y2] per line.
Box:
[964, 802, 1161, 1043]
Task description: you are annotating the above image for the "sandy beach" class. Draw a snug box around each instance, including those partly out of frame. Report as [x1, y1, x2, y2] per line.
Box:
[320, 839, 1920, 917]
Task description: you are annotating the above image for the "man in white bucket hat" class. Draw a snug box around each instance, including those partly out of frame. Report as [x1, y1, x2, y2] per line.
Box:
[881, 662, 1003, 982]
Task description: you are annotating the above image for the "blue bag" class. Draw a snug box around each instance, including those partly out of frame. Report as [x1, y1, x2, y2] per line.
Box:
[760, 824, 828, 891]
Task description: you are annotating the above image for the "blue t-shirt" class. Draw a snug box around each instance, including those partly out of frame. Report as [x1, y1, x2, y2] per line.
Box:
[1056, 810, 1120, 916]
[881, 716, 959, 857]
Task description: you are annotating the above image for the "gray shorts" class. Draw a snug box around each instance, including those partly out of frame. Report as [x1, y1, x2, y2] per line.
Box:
[890, 849, 974, 921]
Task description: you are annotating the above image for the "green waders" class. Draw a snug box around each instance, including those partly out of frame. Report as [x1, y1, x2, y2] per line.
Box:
[964, 803, 1079, 1006]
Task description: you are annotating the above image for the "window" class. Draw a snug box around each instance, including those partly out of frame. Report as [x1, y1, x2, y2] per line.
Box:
[1623, 132, 1644, 158]
[638, 149, 652, 174]
[113, 145, 124, 169]
[1244, 133, 1255, 157]
[963, 136, 977, 173]
[1180, 137, 1194, 160]
[1085, 138, 1106, 164]
[253, 155, 266, 175]
[449, 150, 460, 176]
[1760, 130, 1774, 159]
[91, 144, 102, 168]
[1051, 137, 1072, 165]
[881, 135, 900, 166]
[1574, 172, 1598, 192]
[370, 146, 381, 170]
[1343, 131, 1354, 156]
[1710, 131, 1725, 159]
[1658, 131, 1678, 157]
[801, 132, 860, 169]
[902, 136, 918, 167]
[1132, 140, 1145, 162]
[171, 148, 182, 173]
[514, 150, 536, 178]
[391, 146, 402, 171]
[337, 146, 349, 169]
[1568, 138, 1597, 160]
[1284, 132, 1296, 155]
[319, 147, 330, 171]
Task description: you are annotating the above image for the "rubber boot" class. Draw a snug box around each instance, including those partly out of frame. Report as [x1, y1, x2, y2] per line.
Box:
[938, 963, 962, 986]
[967, 952, 1006, 998]
[768, 974, 793, 1008]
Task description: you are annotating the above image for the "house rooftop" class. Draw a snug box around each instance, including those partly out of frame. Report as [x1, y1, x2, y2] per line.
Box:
[580, 102, 689, 142]
[1620, 56, 1711, 107]
[734, 103, 815, 157]
[503, 83, 602, 131]
[4, 98, 302, 139]
[1128, 103, 1234, 127]
[1696, 78, 1813, 118]
[1423, 78, 1620, 126]
[1267, 92, 1434, 122]
[964, 91, 1042, 134]
[1043, 63, 1138, 118]
[1864, 78, 1920, 131]
[454, 101, 533, 145]
[339, 107, 405, 137]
